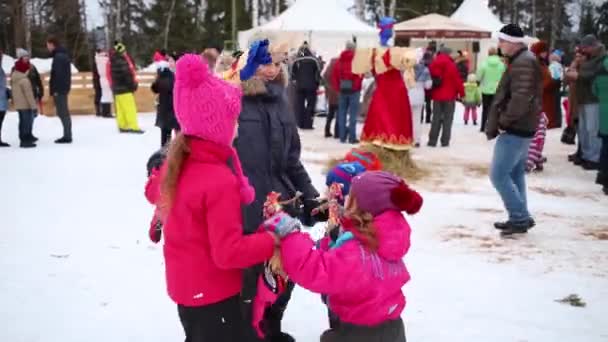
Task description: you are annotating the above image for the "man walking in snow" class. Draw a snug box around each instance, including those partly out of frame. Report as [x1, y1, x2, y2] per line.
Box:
[486, 24, 542, 236]
[47, 37, 73, 144]
[291, 42, 321, 129]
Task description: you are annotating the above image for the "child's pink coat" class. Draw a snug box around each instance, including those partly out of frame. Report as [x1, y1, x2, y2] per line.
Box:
[280, 210, 411, 326]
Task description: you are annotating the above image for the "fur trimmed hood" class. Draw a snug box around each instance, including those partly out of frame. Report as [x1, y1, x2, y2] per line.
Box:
[240, 66, 288, 96]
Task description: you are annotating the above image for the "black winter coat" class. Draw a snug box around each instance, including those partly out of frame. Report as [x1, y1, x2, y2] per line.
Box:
[49, 47, 71, 95]
[151, 69, 179, 130]
[235, 77, 319, 234]
[291, 55, 321, 91]
[109, 52, 137, 95]
[28, 65, 44, 100]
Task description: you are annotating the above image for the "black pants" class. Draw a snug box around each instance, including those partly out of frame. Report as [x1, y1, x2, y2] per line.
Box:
[325, 104, 339, 137]
[554, 80, 562, 128]
[321, 318, 406, 342]
[424, 93, 432, 123]
[161, 128, 172, 147]
[178, 295, 245, 342]
[600, 136, 608, 187]
[0, 110, 5, 140]
[428, 100, 455, 146]
[100, 103, 112, 117]
[296, 88, 317, 129]
[481, 93, 494, 133]
[54, 94, 72, 139]
[18, 109, 35, 143]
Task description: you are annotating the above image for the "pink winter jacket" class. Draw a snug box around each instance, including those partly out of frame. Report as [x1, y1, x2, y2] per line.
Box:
[162, 138, 275, 306]
[280, 210, 411, 326]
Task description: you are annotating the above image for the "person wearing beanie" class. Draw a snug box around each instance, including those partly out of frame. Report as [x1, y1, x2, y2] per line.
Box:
[331, 40, 364, 144]
[151, 60, 179, 147]
[409, 48, 432, 146]
[12, 48, 43, 142]
[157, 54, 277, 342]
[10, 58, 38, 148]
[476, 47, 506, 133]
[234, 38, 323, 342]
[486, 24, 542, 236]
[107, 42, 143, 134]
[0, 50, 9, 147]
[463, 73, 481, 125]
[322, 51, 340, 138]
[47, 36, 73, 143]
[530, 41, 559, 130]
[265, 171, 421, 342]
[94, 50, 114, 118]
[291, 41, 322, 130]
[570, 34, 607, 171]
[326, 161, 367, 199]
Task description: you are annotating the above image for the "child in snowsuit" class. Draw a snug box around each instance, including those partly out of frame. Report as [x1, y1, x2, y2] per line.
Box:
[160, 54, 277, 342]
[526, 112, 549, 172]
[265, 171, 423, 342]
[463, 73, 481, 125]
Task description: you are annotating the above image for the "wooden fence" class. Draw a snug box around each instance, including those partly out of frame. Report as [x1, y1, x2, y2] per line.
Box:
[8, 72, 158, 115]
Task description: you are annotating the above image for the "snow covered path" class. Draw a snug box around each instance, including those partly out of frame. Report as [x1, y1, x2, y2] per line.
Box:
[1, 111, 607, 342]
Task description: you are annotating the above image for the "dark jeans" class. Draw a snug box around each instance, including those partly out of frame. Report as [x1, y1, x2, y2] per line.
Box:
[178, 295, 244, 342]
[296, 88, 317, 129]
[481, 93, 494, 133]
[321, 318, 406, 342]
[325, 104, 339, 136]
[337, 92, 360, 143]
[0, 110, 5, 140]
[54, 94, 72, 139]
[161, 128, 172, 147]
[18, 109, 35, 142]
[428, 100, 456, 146]
[600, 136, 608, 186]
[424, 93, 432, 123]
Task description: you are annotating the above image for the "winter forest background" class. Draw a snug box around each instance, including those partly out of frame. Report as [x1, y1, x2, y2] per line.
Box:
[0, 0, 607, 71]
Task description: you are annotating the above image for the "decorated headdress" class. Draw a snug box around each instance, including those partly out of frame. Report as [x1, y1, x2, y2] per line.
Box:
[378, 17, 396, 47]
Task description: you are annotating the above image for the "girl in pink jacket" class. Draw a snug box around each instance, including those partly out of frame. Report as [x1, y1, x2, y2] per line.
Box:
[265, 171, 423, 342]
[159, 54, 277, 342]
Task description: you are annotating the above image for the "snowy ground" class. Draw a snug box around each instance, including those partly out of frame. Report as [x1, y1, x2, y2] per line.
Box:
[1, 108, 607, 342]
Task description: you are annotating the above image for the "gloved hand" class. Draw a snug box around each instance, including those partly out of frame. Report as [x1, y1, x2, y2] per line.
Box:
[263, 212, 301, 238]
[148, 217, 162, 243]
[302, 198, 329, 226]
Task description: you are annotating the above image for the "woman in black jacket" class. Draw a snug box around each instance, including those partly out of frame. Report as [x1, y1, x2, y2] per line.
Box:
[151, 62, 179, 147]
[234, 39, 324, 342]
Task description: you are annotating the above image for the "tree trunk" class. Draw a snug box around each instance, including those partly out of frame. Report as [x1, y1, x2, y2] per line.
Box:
[12, 0, 25, 51]
[531, 0, 536, 37]
[389, 0, 397, 18]
[163, 0, 177, 49]
[355, 0, 365, 20]
[252, 0, 259, 27]
[116, 0, 122, 41]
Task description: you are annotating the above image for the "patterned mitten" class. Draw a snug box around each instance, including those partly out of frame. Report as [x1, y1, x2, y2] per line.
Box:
[263, 212, 301, 238]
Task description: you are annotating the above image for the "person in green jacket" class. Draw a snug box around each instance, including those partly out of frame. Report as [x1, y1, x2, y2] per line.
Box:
[463, 73, 481, 125]
[593, 56, 608, 195]
[477, 47, 506, 132]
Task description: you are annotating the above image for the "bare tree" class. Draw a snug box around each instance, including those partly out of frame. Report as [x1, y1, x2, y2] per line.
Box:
[163, 0, 177, 49]
[389, 0, 396, 17]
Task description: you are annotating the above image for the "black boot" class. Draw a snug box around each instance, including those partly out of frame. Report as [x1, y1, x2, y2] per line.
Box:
[0, 140, 10, 147]
[495, 218, 536, 230]
[582, 161, 600, 171]
[20, 141, 36, 148]
[499, 221, 532, 236]
[596, 172, 606, 185]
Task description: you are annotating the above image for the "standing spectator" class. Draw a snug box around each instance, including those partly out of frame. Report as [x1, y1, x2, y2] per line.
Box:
[13, 48, 42, 142]
[235, 38, 323, 342]
[549, 51, 564, 128]
[323, 55, 339, 138]
[95, 50, 113, 118]
[47, 37, 72, 143]
[11, 58, 38, 148]
[486, 24, 542, 236]
[331, 40, 364, 144]
[477, 47, 506, 132]
[107, 42, 143, 134]
[463, 73, 481, 125]
[531, 41, 559, 129]
[422, 51, 434, 123]
[408, 49, 432, 146]
[571, 35, 606, 170]
[593, 56, 608, 195]
[455, 50, 469, 82]
[151, 60, 179, 147]
[291, 42, 321, 129]
[0, 50, 8, 147]
[564, 49, 587, 158]
[428, 46, 464, 147]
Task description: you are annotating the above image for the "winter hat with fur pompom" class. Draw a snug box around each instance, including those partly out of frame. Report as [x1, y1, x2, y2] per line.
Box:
[350, 171, 423, 216]
[173, 53, 254, 204]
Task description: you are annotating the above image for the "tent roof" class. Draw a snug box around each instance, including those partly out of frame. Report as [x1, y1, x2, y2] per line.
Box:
[252, 0, 377, 33]
[394, 13, 491, 39]
[451, 0, 504, 33]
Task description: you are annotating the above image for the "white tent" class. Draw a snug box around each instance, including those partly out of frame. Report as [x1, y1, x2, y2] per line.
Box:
[450, 0, 537, 61]
[238, 0, 378, 60]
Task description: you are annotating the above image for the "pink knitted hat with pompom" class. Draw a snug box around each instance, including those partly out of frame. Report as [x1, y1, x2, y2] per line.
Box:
[174, 53, 254, 204]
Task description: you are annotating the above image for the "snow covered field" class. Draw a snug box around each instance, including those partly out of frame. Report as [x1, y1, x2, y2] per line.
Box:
[1, 109, 607, 342]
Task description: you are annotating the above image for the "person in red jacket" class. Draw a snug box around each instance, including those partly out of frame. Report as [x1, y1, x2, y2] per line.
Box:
[159, 54, 277, 342]
[428, 46, 465, 147]
[331, 41, 364, 144]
